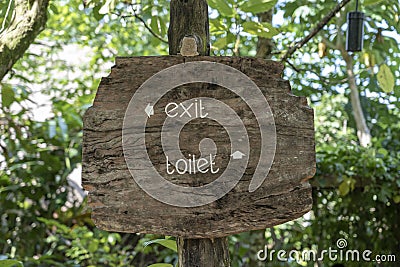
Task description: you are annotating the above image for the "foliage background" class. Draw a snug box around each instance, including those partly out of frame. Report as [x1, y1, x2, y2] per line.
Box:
[0, 0, 399, 266]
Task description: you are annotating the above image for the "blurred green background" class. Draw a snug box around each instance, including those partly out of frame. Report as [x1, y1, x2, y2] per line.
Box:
[0, 0, 399, 266]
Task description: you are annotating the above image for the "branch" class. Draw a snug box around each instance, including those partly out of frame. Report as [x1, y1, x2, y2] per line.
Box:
[113, 5, 168, 44]
[285, 59, 349, 86]
[130, 9, 168, 44]
[0, 0, 50, 81]
[113, 12, 168, 44]
[281, 0, 351, 62]
[339, 46, 372, 147]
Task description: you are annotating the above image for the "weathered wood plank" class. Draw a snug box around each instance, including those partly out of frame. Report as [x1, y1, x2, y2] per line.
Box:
[82, 56, 315, 238]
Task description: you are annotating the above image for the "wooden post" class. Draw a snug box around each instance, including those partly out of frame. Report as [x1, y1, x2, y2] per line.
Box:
[168, 0, 210, 56]
[178, 238, 230, 267]
[168, 1, 230, 266]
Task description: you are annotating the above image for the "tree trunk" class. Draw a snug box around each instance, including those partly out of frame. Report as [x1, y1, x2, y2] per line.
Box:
[168, 1, 229, 266]
[0, 0, 50, 81]
[168, 0, 210, 56]
[177, 238, 230, 267]
[341, 48, 371, 147]
[255, 10, 275, 59]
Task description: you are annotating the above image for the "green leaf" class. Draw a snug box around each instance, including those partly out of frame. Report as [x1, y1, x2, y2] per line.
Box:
[363, 0, 386, 6]
[210, 19, 228, 35]
[338, 177, 356, 196]
[49, 3, 59, 14]
[338, 181, 350, 196]
[213, 36, 227, 49]
[150, 16, 160, 35]
[99, 0, 116, 14]
[377, 148, 388, 157]
[92, 5, 104, 21]
[393, 195, 400, 204]
[158, 17, 167, 36]
[37, 217, 70, 234]
[1, 84, 15, 108]
[88, 239, 99, 253]
[143, 239, 177, 252]
[240, 0, 277, 14]
[208, 0, 234, 16]
[0, 260, 24, 267]
[147, 264, 173, 267]
[242, 21, 279, 38]
[377, 64, 395, 93]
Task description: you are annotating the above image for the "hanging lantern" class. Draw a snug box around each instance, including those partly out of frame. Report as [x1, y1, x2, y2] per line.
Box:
[346, 0, 365, 52]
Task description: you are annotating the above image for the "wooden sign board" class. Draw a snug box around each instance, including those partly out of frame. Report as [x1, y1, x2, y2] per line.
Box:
[82, 56, 315, 238]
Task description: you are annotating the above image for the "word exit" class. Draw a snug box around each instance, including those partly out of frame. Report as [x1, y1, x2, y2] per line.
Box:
[165, 99, 208, 118]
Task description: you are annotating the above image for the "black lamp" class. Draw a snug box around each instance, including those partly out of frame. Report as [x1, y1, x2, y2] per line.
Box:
[346, 0, 365, 52]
